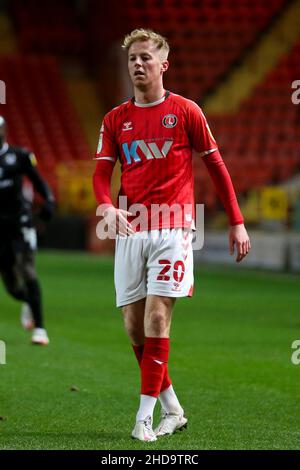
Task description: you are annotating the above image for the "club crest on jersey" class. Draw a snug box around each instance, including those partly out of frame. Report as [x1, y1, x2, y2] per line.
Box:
[162, 114, 177, 128]
[122, 121, 133, 131]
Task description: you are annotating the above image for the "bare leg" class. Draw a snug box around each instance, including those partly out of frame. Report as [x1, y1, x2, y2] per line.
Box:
[122, 297, 146, 346]
[144, 295, 175, 338]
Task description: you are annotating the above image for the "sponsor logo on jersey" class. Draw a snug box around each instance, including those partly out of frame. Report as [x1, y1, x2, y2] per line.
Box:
[122, 121, 133, 131]
[5, 154, 16, 165]
[122, 139, 173, 164]
[162, 114, 177, 128]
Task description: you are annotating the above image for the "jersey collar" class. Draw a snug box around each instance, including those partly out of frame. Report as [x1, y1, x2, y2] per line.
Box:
[0, 142, 9, 156]
[132, 91, 170, 108]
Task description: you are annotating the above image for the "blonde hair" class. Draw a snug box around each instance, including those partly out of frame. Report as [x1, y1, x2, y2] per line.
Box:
[122, 29, 170, 60]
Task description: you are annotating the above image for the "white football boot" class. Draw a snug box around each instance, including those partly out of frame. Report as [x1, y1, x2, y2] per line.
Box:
[31, 328, 49, 345]
[131, 415, 157, 442]
[20, 303, 34, 330]
[154, 409, 188, 437]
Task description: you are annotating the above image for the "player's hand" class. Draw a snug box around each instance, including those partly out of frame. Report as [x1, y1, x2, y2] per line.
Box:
[103, 206, 135, 237]
[38, 200, 55, 222]
[229, 223, 251, 263]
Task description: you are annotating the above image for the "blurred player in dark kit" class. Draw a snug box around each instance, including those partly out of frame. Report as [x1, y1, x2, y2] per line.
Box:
[0, 115, 55, 345]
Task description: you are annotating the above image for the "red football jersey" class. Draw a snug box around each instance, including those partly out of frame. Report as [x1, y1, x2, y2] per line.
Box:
[95, 91, 218, 230]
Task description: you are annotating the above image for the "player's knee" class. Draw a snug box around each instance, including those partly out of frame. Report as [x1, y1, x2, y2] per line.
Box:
[147, 310, 168, 336]
[23, 263, 37, 282]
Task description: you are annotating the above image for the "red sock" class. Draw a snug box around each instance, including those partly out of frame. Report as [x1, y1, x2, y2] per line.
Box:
[140, 337, 170, 397]
[132, 343, 172, 392]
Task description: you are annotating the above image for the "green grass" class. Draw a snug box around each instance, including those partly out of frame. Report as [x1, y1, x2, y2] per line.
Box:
[0, 251, 300, 450]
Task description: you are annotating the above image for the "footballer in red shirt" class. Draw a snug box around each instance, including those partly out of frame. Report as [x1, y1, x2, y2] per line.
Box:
[93, 29, 251, 442]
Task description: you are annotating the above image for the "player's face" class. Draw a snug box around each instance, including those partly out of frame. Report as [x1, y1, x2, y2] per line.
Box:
[128, 40, 168, 90]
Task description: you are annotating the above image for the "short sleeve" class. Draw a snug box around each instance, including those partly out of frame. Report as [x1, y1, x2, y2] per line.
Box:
[94, 114, 118, 163]
[186, 101, 218, 157]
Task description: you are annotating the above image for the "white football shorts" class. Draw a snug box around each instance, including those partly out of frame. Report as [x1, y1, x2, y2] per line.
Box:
[114, 228, 194, 307]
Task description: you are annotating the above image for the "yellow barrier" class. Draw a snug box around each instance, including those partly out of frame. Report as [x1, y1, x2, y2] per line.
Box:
[57, 162, 96, 215]
[260, 187, 288, 221]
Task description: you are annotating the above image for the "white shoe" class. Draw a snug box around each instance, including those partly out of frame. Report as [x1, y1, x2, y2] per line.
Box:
[21, 303, 34, 330]
[131, 415, 157, 442]
[31, 328, 49, 345]
[154, 410, 188, 436]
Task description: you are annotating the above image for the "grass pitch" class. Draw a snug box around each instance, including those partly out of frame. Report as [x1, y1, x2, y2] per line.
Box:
[0, 251, 299, 450]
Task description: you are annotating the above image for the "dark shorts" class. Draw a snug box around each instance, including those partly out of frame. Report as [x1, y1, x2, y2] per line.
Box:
[0, 223, 37, 270]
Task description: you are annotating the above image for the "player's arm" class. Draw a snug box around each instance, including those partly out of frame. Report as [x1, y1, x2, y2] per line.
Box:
[202, 150, 251, 262]
[93, 159, 134, 236]
[187, 101, 250, 262]
[93, 117, 133, 236]
[23, 152, 55, 221]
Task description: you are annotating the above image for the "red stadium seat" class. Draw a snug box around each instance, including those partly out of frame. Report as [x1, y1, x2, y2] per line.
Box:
[0, 55, 90, 199]
[198, 40, 300, 196]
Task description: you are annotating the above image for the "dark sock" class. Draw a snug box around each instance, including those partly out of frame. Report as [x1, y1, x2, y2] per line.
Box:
[25, 279, 44, 328]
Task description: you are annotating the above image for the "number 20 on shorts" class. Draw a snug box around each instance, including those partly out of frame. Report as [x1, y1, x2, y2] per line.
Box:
[157, 259, 185, 282]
